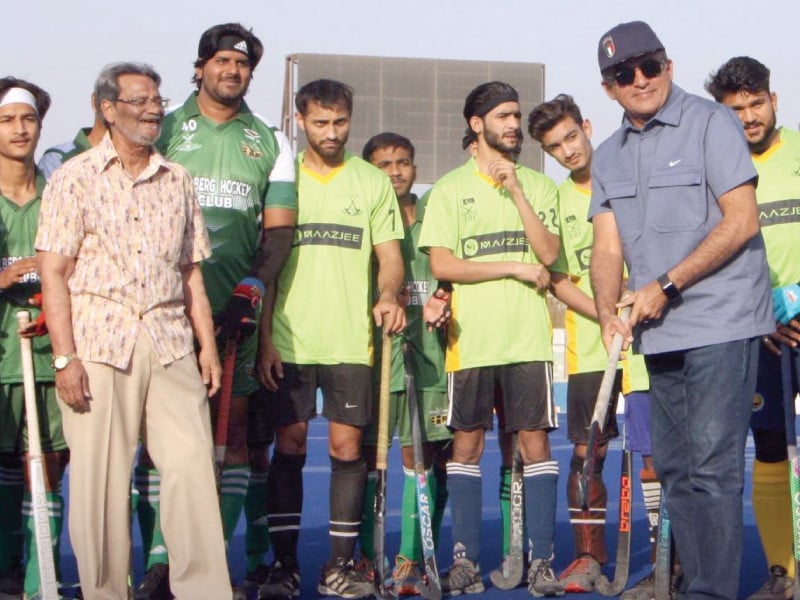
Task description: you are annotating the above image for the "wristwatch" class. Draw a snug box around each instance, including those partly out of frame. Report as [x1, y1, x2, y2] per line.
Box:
[657, 273, 681, 303]
[52, 353, 78, 371]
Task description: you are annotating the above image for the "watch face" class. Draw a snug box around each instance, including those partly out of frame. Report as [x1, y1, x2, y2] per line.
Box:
[53, 356, 70, 370]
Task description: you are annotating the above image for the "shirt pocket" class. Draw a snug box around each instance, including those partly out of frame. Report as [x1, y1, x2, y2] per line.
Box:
[604, 179, 641, 243]
[647, 167, 706, 232]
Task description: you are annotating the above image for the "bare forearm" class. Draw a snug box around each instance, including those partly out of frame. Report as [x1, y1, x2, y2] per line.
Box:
[590, 247, 624, 322]
[429, 247, 520, 284]
[182, 264, 216, 351]
[37, 252, 76, 355]
[550, 273, 597, 320]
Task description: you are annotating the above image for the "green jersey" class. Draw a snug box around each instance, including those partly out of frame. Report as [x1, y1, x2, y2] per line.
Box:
[273, 151, 403, 366]
[550, 178, 608, 375]
[38, 127, 93, 180]
[753, 127, 800, 287]
[418, 158, 560, 371]
[158, 93, 296, 312]
[622, 351, 649, 395]
[0, 173, 53, 383]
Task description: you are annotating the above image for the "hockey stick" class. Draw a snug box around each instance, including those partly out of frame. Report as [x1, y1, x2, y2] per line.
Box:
[373, 329, 395, 599]
[403, 346, 442, 600]
[653, 489, 672, 599]
[577, 304, 631, 510]
[594, 443, 632, 595]
[17, 311, 59, 600]
[780, 347, 800, 599]
[489, 432, 524, 590]
[214, 335, 238, 490]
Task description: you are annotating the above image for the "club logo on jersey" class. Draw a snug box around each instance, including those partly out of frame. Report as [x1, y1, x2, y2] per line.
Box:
[241, 142, 263, 159]
[575, 246, 592, 271]
[461, 230, 528, 259]
[565, 214, 583, 240]
[294, 223, 363, 249]
[175, 133, 201, 152]
[752, 392, 765, 413]
[460, 197, 476, 222]
[243, 128, 261, 142]
[601, 36, 615, 58]
[758, 199, 800, 227]
[344, 195, 362, 216]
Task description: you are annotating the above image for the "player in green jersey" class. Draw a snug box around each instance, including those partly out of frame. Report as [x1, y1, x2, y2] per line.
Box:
[0, 77, 70, 600]
[133, 23, 297, 600]
[419, 81, 563, 597]
[38, 98, 106, 180]
[707, 56, 800, 600]
[261, 79, 405, 600]
[357, 132, 452, 595]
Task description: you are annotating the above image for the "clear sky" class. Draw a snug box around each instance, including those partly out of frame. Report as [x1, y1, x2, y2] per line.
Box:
[5, 0, 799, 179]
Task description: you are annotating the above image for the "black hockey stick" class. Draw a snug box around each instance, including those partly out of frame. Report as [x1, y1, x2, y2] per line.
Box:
[404, 346, 441, 600]
[780, 347, 800, 600]
[654, 489, 672, 599]
[594, 444, 632, 595]
[577, 304, 631, 510]
[373, 329, 395, 599]
[489, 433, 524, 590]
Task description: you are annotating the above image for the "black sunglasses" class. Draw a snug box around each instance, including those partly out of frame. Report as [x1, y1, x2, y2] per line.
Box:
[611, 58, 666, 87]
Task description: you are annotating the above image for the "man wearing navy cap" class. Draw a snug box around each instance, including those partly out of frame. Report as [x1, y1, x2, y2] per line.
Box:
[589, 21, 773, 599]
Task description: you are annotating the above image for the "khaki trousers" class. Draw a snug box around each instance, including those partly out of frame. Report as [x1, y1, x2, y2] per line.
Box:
[60, 330, 231, 599]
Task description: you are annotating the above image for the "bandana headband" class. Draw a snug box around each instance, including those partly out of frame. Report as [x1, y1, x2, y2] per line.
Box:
[0, 87, 38, 114]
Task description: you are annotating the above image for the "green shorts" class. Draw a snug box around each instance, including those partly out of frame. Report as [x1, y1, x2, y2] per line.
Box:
[0, 382, 67, 454]
[364, 390, 451, 448]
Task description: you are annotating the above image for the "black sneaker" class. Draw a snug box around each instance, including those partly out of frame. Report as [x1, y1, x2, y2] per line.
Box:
[317, 557, 374, 598]
[259, 561, 300, 600]
[135, 563, 172, 600]
[243, 565, 272, 597]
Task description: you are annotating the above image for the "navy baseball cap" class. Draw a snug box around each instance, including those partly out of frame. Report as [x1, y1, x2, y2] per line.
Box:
[598, 21, 665, 73]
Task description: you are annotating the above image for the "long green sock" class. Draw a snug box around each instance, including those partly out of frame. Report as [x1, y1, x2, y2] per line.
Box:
[358, 471, 377, 560]
[134, 464, 168, 570]
[0, 464, 24, 576]
[499, 466, 512, 556]
[245, 469, 269, 571]
[220, 465, 250, 544]
[431, 465, 445, 550]
[22, 491, 62, 598]
[398, 468, 422, 560]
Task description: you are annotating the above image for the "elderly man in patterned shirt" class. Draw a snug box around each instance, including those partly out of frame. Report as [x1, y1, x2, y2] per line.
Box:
[35, 62, 232, 599]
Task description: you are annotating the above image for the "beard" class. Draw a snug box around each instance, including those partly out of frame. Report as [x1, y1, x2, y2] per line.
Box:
[307, 131, 349, 160]
[485, 127, 522, 159]
[748, 115, 778, 155]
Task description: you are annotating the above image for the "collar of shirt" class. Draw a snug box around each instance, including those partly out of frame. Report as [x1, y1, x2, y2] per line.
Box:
[96, 132, 169, 182]
[180, 92, 255, 127]
[622, 83, 685, 141]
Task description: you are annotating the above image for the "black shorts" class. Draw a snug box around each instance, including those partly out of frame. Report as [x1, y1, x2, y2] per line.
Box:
[247, 386, 274, 447]
[566, 370, 621, 444]
[271, 363, 372, 427]
[447, 362, 558, 433]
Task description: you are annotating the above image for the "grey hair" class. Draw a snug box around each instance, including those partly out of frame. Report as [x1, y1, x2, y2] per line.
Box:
[93, 62, 161, 125]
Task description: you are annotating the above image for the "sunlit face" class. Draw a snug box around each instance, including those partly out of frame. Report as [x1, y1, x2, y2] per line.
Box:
[719, 89, 778, 154]
[296, 101, 351, 161]
[603, 53, 674, 129]
[474, 101, 523, 157]
[0, 102, 40, 162]
[102, 73, 164, 147]
[196, 50, 252, 106]
[369, 145, 416, 199]
[539, 116, 593, 174]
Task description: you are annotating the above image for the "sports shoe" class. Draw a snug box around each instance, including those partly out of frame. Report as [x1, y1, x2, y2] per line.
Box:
[135, 563, 172, 600]
[242, 564, 271, 598]
[747, 565, 795, 600]
[0, 564, 23, 599]
[558, 556, 601, 593]
[317, 557, 374, 598]
[441, 558, 484, 596]
[528, 557, 565, 597]
[393, 555, 423, 596]
[621, 566, 682, 600]
[259, 561, 300, 599]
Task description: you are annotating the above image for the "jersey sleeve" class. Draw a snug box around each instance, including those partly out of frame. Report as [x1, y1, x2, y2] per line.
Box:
[263, 128, 297, 211]
[369, 174, 403, 246]
[417, 180, 459, 254]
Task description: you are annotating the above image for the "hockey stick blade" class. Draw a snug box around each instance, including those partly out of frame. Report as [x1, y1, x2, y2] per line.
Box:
[595, 448, 633, 596]
[489, 432, 524, 590]
[404, 347, 441, 600]
[18, 311, 59, 600]
[577, 303, 631, 510]
[780, 348, 800, 600]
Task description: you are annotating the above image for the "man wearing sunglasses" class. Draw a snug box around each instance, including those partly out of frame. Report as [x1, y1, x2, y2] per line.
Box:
[589, 21, 773, 599]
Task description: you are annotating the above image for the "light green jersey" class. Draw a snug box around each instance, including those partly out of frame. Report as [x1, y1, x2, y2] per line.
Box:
[273, 151, 402, 365]
[0, 173, 53, 383]
[753, 127, 800, 287]
[157, 93, 296, 312]
[550, 178, 608, 374]
[418, 158, 560, 371]
[622, 351, 649, 395]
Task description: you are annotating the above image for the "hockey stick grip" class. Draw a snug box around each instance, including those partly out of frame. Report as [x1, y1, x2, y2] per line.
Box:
[589, 304, 632, 426]
[376, 329, 392, 471]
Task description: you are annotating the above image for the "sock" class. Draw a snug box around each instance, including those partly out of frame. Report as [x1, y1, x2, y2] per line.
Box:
[267, 452, 305, 569]
[752, 459, 795, 578]
[398, 467, 426, 561]
[499, 465, 512, 557]
[447, 462, 482, 563]
[329, 456, 367, 563]
[219, 465, 250, 544]
[432, 464, 447, 550]
[245, 468, 270, 572]
[22, 491, 63, 597]
[523, 460, 558, 560]
[640, 466, 662, 563]
[134, 464, 168, 570]
[0, 463, 24, 575]
[359, 471, 377, 561]
[567, 454, 608, 564]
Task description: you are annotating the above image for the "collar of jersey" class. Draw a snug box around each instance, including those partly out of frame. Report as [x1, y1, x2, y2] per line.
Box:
[0, 170, 47, 209]
[182, 92, 255, 127]
[299, 150, 350, 183]
[751, 127, 784, 163]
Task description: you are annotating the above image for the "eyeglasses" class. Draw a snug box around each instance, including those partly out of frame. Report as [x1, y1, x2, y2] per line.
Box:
[114, 97, 170, 108]
[610, 58, 666, 87]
